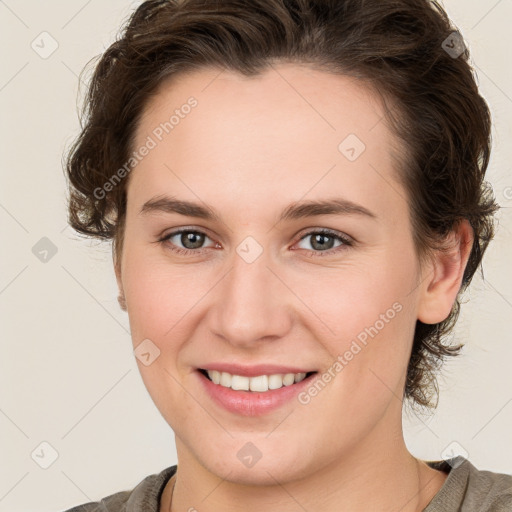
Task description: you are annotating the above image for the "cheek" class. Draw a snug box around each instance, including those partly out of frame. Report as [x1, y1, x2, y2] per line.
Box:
[121, 245, 207, 343]
[290, 254, 415, 342]
[121, 250, 201, 420]
[291, 251, 418, 399]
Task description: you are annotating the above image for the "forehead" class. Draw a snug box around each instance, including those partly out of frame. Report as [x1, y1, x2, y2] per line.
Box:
[136, 63, 390, 144]
[129, 63, 407, 223]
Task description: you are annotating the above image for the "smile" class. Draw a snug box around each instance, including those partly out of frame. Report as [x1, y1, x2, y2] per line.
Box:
[196, 368, 319, 416]
[200, 369, 316, 392]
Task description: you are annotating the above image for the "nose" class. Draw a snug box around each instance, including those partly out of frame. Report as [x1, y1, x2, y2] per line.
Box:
[209, 246, 293, 348]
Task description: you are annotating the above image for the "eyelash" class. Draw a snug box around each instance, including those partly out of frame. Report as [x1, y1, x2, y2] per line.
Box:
[157, 228, 353, 257]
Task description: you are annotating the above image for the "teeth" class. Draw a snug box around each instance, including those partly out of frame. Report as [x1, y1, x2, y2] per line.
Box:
[249, 375, 268, 392]
[205, 370, 308, 392]
[231, 375, 249, 391]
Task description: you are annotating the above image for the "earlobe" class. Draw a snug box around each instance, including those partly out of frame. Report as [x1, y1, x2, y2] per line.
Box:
[113, 248, 127, 311]
[117, 292, 127, 311]
[116, 271, 127, 311]
[417, 219, 474, 325]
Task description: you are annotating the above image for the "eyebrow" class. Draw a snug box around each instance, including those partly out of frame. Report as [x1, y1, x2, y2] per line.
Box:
[139, 195, 378, 223]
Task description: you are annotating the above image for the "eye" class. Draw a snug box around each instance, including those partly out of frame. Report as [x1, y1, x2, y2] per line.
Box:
[157, 227, 353, 257]
[158, 229, 218, 255]
[294, 229, 353, 256]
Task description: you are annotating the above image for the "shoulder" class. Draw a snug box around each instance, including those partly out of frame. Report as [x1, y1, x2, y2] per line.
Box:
[425, 456, 512, 512]
[62, 490, 131, 512]
[61, 465, 177, 512]
[463, 458, 512, 510]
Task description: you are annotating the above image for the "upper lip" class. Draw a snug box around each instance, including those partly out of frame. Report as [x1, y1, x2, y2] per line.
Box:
[198, 363, 316, 377]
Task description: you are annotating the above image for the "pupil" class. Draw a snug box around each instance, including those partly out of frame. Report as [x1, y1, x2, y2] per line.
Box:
[182, 232, 204, 249]
[312, 234, 333, 250]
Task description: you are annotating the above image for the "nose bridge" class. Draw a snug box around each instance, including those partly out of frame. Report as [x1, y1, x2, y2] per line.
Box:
[211, 242, 292, 345]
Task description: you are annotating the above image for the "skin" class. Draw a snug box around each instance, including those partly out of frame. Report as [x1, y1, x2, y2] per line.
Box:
[114, 63, 473, 511]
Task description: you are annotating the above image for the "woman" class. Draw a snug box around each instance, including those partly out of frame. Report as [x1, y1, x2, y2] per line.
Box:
[63, 0, 511, 510]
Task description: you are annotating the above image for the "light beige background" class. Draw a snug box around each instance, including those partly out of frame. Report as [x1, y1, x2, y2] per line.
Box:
[0, 1, 510, 511]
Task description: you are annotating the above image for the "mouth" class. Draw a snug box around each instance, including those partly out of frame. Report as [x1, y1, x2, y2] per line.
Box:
[198, 368, 318, 393]
[196, 367, 321, 416]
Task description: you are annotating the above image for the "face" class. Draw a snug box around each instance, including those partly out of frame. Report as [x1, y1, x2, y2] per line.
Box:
[116, 63, 430, 484]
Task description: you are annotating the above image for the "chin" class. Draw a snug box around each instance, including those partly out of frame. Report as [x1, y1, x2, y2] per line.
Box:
[192, 437, 315, 487]
[209, 459, 311, 487]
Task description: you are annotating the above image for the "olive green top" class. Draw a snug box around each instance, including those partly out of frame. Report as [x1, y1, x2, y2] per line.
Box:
[62, 456, 512, 511]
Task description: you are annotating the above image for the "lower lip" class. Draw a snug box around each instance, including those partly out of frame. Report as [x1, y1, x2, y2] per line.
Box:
[196, 370, 318, 416]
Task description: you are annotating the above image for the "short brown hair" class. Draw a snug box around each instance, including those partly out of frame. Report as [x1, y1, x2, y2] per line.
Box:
[64, 0, 499, 409]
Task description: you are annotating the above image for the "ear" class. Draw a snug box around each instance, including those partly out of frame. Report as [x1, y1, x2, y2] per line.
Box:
[113, 246, 127, 311]
[417, 219, 474, 324]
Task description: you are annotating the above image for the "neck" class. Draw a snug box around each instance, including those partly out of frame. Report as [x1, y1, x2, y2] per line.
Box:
[161, 431, 447, 512]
